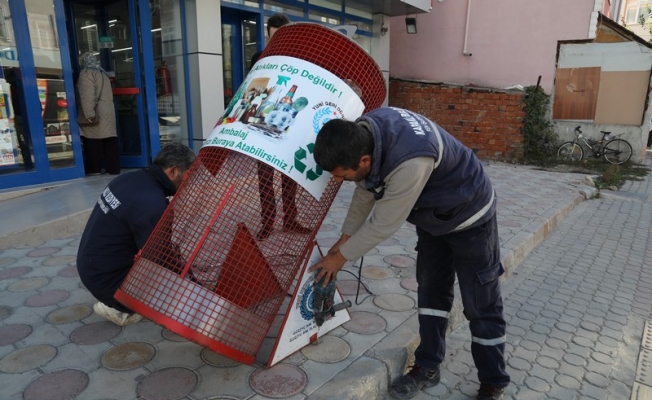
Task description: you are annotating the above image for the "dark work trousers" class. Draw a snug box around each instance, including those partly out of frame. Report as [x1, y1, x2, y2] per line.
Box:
[414, 213, 510, 388]
[79, 267, 132, 313]
[256, 161, 299, 229]
[83, 136, 120, 175]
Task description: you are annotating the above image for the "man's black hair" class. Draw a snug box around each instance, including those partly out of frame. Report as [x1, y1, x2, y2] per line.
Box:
[153, 142, 196, 172]
[314, 119, 374, 172]
[267, 13, 290, 36]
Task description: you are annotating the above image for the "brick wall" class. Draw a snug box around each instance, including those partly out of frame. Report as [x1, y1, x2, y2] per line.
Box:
[388, 79, 526, 160]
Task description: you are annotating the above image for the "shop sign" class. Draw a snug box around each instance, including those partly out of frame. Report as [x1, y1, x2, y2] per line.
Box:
[45, 135, 66, 145]
[99, 36, 114, 49]
[0, 48, 16, 62]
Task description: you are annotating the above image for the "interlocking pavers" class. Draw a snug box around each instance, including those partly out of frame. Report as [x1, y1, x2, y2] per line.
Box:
[23, 369, 89, 400]
[4, 159, 652, 399]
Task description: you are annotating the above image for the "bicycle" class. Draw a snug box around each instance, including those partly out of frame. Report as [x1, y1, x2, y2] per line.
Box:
[557, 126, 632, 165]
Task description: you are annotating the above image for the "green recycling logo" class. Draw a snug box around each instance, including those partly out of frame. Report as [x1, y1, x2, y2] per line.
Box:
[294, 143, 323, 181]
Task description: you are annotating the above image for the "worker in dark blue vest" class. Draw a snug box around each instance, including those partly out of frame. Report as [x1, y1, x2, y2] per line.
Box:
[77, 143, 195, 326]
[310, 107, 509, 400]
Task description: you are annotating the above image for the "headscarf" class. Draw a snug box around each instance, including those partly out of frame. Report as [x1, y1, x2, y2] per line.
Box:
[79, 52, 105, 72]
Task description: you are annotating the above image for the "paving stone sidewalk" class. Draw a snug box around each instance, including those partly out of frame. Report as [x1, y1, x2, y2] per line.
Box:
[0, 161, 590, 399]
[407, 157, 652, 400]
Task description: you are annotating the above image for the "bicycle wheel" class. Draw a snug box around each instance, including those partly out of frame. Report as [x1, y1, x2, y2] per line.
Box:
[603, 139, 632, 164]
[557, 142, 583, 162]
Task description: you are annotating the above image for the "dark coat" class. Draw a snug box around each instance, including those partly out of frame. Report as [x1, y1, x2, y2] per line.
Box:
[76, 165, 176, 299]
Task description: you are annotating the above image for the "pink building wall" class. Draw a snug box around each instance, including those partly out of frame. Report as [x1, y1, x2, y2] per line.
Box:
[390, 0, 598, 93]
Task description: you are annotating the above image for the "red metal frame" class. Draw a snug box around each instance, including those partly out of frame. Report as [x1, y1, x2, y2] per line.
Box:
[115, 23, 386, 365]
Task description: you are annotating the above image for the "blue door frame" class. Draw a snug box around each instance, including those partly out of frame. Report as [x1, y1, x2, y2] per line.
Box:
[0, 0, 166, 190]
[112, 0, 159, 168]
[65, 0, 154, 170]
[115, 0, 151, 169]
[221, 7, 260, 106]
[0, 0, 85, 190]
[106, 0, 160, 168]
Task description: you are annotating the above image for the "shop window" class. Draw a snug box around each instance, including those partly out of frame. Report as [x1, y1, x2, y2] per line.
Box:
[309, 0, 342, 12]
[0, 6, 8, 40]
[0, 1, 35, 175]
[222, 0, 259, 8]
[308, 9, 340, 25]
[26, 0, 75, 169]
[344, 6, 371, 20]
[152, 0, 189, 147]
[264, 1, 305, 18]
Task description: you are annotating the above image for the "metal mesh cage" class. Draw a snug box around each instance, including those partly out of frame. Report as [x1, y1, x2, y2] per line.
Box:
[260, 23, 386, 113]
[115, 23, 386, 365]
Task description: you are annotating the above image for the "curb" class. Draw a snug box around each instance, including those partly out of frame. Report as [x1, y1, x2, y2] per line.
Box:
[501, 192, 585, 277]
[0, 209, 92, 250]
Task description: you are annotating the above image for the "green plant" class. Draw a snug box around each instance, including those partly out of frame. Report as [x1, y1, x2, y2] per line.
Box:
[586, 161, 649, 190]
[639, 4, 652, 41]
[521, 86, 559, 164]
[600, 164, 623, 187]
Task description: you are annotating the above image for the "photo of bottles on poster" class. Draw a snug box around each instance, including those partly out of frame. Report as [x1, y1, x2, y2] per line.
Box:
[218, 74, 307, 139]
[206, 55, 365, 199]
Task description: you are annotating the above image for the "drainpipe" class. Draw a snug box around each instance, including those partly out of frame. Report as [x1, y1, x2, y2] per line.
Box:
[612, 0, 621, 22]
[463, 0, 472, 56]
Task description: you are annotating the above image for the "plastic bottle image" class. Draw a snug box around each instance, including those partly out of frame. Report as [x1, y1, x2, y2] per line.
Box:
[265, 85, 298, 131]
[246, 92, 267, 123]
[257, 76, 291, 121]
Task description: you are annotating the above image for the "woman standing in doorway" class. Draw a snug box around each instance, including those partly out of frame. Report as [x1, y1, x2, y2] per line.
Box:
[76, 52, 119, 175]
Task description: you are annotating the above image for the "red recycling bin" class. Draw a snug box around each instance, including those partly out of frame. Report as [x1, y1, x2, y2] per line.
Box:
[115, 22, 386, 365]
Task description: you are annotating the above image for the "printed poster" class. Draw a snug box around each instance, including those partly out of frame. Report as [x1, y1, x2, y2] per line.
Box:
[0, 83, 16, 166]
[203, 55, 365, 199]
[0, 118, 15, 166]
[268, 244, 350, 366]
[37, 79, 47, 117]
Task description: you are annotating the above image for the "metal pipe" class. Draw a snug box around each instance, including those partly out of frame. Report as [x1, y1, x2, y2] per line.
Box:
[612, 0, 622, 22]
[463, 0, 472, 56]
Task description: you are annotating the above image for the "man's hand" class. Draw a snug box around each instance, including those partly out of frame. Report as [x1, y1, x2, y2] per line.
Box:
[308, 249, 347, 286]
[308, 234, 350, 285]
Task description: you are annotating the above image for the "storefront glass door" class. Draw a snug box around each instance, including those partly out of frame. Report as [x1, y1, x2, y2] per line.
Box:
[222, 8, 258, 108]
[70, 0, 150, 168]
[150, 0, 191, 153]
[0, 0, 85, 188]
[69, 0, 190, 168]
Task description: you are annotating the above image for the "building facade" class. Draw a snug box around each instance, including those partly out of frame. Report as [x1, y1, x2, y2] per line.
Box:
[386, 1, 652, 162]
[388, 0, 614, 93]
[0, 0, 428, 190]
[620, 0, 652, 41]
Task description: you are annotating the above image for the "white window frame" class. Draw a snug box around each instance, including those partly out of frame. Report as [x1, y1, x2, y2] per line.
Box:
[625, 1, 652, 25]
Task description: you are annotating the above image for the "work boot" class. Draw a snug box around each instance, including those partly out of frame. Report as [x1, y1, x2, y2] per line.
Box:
[257, 222, 274, 240]
[93, 302, 142, 326]
[388, 365, 440, 399]
[282, 219, 311, 234]
[477, 383, 505, 400]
